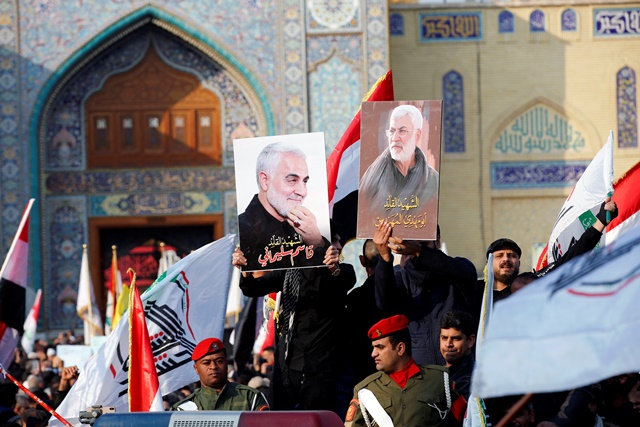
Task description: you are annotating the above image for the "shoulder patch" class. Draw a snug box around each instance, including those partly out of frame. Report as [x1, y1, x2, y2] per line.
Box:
[345, 399, 359, 422]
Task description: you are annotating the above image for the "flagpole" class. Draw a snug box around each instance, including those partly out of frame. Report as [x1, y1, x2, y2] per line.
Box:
[83, 244, 93, 344]
[0, 364, 73, 427]
[494, 393, 533, 427]
[111, 245, 118, 325]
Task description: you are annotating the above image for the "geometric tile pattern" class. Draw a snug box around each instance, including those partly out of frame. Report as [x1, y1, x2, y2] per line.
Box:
[442, 70, 466, 153]
[617, 66, 638, 148]
[498, 10, 515, 33]
[561, 8, 578, 32]
[530, 10, 546, 32]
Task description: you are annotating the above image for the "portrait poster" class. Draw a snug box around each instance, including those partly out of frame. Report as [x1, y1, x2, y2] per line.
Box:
[234, 132, 331, 272]
[357, 100, 442, 240]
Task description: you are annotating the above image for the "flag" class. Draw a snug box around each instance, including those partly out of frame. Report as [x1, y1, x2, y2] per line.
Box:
[473, 224, 640, 399]
[536, 131, 614, 269]
[157, 242, 181, 279]
[0, 198, 34, 369]
[128, 269, 163, 412]
[327, 70, 394, 242]
[463, 257, 494, 427]
[606, 160, 640, 244]
[112, 283, 130, 329]
[226, 266, 244, 326]
[51, 235, 235, 427]
[21, 289, 42, 354]
[105, 246, 121, 334]
[77, 245, 104, 345]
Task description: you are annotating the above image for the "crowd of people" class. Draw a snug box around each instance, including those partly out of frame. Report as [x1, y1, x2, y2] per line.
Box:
[0, 134, 636, 427]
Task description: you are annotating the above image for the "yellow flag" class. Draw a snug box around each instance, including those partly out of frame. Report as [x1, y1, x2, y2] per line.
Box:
[112, 283, 130, 328]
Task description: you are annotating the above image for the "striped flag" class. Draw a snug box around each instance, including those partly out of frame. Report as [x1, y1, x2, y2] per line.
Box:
[128, 269, 163, 412]
[606, 160, 640, 244]
[0, 198, 34, 369]
[327, 71, 394, 241]
[77, 245, 104, 344]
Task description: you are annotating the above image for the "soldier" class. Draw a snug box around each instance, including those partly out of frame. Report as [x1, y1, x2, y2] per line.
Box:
[345, 315, 465, 427]
[173, 338, 269, 411]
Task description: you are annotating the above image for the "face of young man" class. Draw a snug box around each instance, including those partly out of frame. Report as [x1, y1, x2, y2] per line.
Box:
[193, 352, 228, 390]
[371, 337, 403, 374]
[387, 115, 421, 165]
[440, 328, 476, 366]
[492, 249, 520, 286]
[265, 152, 309, 218]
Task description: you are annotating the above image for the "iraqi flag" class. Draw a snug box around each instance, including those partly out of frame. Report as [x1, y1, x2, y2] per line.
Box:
[536, 132, 613, 269]
[327, 71, 394, 242]
[0, 199, 34, 369]
[51, 235, 235, 426]
[128, 269, 163, 412]
[606, 160, 640, 244]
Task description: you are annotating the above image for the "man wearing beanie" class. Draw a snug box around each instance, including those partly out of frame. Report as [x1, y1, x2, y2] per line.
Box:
[172, 338, 269, 411]
[345, 315, 465, 427]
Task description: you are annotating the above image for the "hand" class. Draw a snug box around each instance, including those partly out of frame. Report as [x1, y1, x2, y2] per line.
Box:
[287, 206, 323, 247]
[323, 245, 340, 267]
[373, 221, 393, 262]
[388, 237, 422, 257]
[59, 365, 79, 391]
[232, 247, 247, 269]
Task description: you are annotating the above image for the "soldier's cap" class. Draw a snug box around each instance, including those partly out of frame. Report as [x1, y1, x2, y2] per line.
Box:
[192, 338, 225, 361]
[486, 238, 521, 260]
[368, 315, 409, 341]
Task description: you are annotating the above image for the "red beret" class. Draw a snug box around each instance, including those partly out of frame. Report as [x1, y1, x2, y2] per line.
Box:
[368, 315, 409, 340]
[192, 338, 225, 361]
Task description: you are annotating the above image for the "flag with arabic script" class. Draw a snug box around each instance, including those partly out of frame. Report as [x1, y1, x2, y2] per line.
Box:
[51, 235, 235, 426]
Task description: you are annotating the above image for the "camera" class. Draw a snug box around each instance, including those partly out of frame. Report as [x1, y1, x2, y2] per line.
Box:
[79, 405, 116, 426]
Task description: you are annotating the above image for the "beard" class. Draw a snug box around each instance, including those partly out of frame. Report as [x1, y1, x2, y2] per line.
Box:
[494, 264, 520, 286]
[389, 142, 415, 164]
[266, 186, 302, 218]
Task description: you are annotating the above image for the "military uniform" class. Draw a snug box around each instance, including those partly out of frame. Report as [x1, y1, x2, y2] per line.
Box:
[172, 382, 269, 411]
[345, 365, 458, 427]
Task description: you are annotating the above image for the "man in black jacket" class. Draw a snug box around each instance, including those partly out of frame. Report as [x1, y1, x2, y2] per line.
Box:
[373, 221, 478, 366]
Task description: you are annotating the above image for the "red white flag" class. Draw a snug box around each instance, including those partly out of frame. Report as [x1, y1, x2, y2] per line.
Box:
[0, 198, 34, 369]
[128, 269, 163, 412]
[21, 289, 42, 354]
[326, 71, 394, 240]
[606, 160, 640, 244]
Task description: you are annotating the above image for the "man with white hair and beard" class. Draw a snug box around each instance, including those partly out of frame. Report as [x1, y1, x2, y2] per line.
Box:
[359, 104, 439, 215]
[238, 141, 326, 271]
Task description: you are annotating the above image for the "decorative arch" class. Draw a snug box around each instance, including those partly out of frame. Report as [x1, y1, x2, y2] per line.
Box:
[617, 66, 638, 148]
[498, 10, 515, 34]
[442, 70, 465, 153]
[530, 10, 545, 32]
[28, 5, 275, 316]
[561, 8, 578, 32]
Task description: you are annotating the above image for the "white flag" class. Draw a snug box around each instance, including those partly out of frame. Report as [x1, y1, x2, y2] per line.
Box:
[473, 225, 640, 399]
[21, 289, 42, 354]
[77, 246, 104, 344]
[545, 131, 614, 264]
[463, 256, 494, 427]
[51, 235, 235, 426]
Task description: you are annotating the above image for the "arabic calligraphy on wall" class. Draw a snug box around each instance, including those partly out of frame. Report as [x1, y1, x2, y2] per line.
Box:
[594, 8, 640, 37]
[420, 12, 482, 42]
[494, 106, 587, 155]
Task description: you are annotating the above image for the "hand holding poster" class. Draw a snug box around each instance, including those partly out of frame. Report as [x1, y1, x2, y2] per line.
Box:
[357, 101, 441, 239]
[234, 133, 332, 271]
